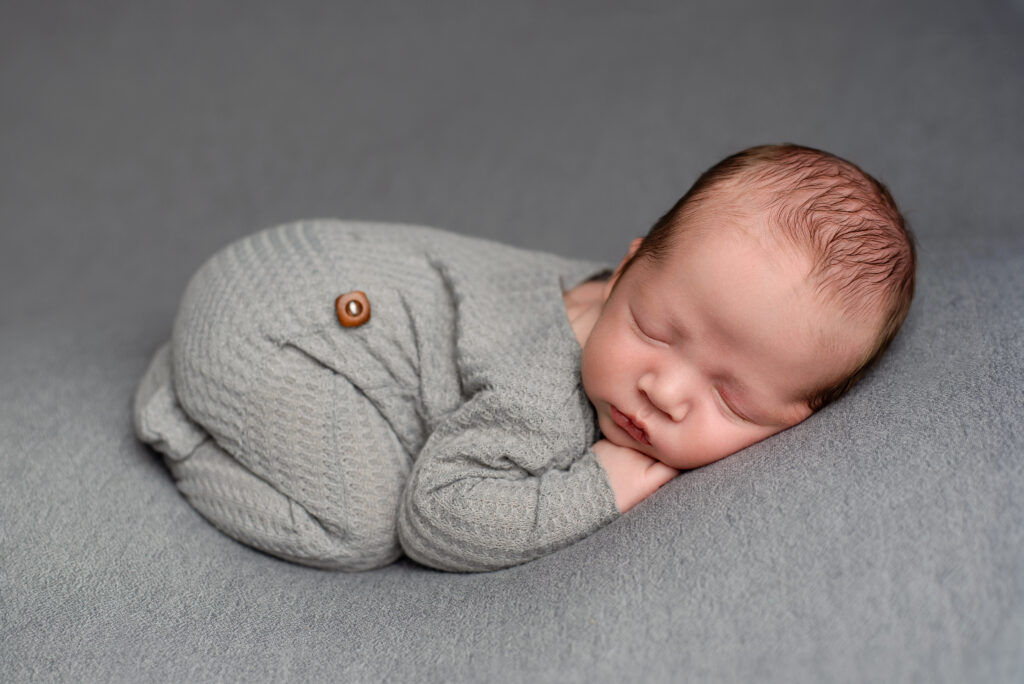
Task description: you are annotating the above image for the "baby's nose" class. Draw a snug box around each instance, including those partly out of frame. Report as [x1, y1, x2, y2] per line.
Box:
[639, 374, 691, 422]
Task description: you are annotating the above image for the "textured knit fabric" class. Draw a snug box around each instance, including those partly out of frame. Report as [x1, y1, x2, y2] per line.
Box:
[133, 219, 621, 572]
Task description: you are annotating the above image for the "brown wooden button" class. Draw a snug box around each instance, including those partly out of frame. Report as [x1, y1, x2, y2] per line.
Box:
[335, 291, 371, 327]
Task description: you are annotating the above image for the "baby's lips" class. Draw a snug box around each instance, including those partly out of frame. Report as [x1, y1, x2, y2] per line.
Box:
[611, 405, 651, 445]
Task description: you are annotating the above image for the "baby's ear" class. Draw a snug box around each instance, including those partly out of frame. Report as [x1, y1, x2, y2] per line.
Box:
[603, 237, 646, 301]
[614, 237, 644, 274]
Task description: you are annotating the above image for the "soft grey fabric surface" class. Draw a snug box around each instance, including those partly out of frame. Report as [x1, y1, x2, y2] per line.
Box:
[2, 1, 1022, 682]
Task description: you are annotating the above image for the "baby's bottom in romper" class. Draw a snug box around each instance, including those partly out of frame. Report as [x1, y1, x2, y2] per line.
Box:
[133, 342, 411, 571]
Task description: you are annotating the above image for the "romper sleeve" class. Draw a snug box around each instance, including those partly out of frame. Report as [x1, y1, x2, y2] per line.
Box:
[396, 384, 622, 573]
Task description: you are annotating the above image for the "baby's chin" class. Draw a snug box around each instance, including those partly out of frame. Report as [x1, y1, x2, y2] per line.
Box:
[605, 435, 639, 451]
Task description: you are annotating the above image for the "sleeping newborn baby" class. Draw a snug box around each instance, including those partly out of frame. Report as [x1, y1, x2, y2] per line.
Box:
[133, 144, 916, 572]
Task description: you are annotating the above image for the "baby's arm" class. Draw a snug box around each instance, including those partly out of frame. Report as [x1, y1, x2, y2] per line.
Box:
[591, 439, 680, 513]
[397, 387, 623, 573]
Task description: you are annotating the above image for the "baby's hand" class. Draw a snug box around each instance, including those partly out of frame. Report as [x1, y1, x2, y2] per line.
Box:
[592, 439, 680, 513]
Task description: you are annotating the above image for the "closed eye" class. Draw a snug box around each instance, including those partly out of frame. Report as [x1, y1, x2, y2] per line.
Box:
[630, 310, 666, 345]
[713, 387, 751, 423]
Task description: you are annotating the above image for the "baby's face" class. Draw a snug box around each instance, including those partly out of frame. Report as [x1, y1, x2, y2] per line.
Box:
[581, 224, 868, 471]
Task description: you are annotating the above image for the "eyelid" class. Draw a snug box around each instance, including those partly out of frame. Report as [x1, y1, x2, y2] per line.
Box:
[630, 309, 667, 345]
[714, 387, 750, 423]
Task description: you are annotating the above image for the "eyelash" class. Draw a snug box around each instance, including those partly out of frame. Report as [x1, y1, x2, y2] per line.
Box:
[631, 310, 750, 423]
[714, 387, 749, 423]
[630, 311, 665, 345]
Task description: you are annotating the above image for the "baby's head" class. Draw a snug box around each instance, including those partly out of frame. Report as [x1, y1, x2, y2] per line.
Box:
[580, 144, 916, 470]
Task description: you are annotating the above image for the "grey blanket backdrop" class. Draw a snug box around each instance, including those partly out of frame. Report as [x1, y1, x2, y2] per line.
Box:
[2, 1, 1022, 682]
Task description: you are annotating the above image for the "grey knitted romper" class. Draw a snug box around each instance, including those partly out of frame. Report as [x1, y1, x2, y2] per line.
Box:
[133, 220, 621, 572]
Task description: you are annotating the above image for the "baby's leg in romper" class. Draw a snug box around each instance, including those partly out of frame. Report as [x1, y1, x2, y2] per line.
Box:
[135, 342, 410, 571]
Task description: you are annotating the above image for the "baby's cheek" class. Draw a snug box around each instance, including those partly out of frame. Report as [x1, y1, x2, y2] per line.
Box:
[579, 348, 602, 395]
[725, 423, 780, 460]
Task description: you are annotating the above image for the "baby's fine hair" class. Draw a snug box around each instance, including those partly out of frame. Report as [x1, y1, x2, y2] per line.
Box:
[627, 143, 917, 411]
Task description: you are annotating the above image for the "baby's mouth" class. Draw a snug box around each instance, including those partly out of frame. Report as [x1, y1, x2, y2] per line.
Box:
[610, 405, 650, 445]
